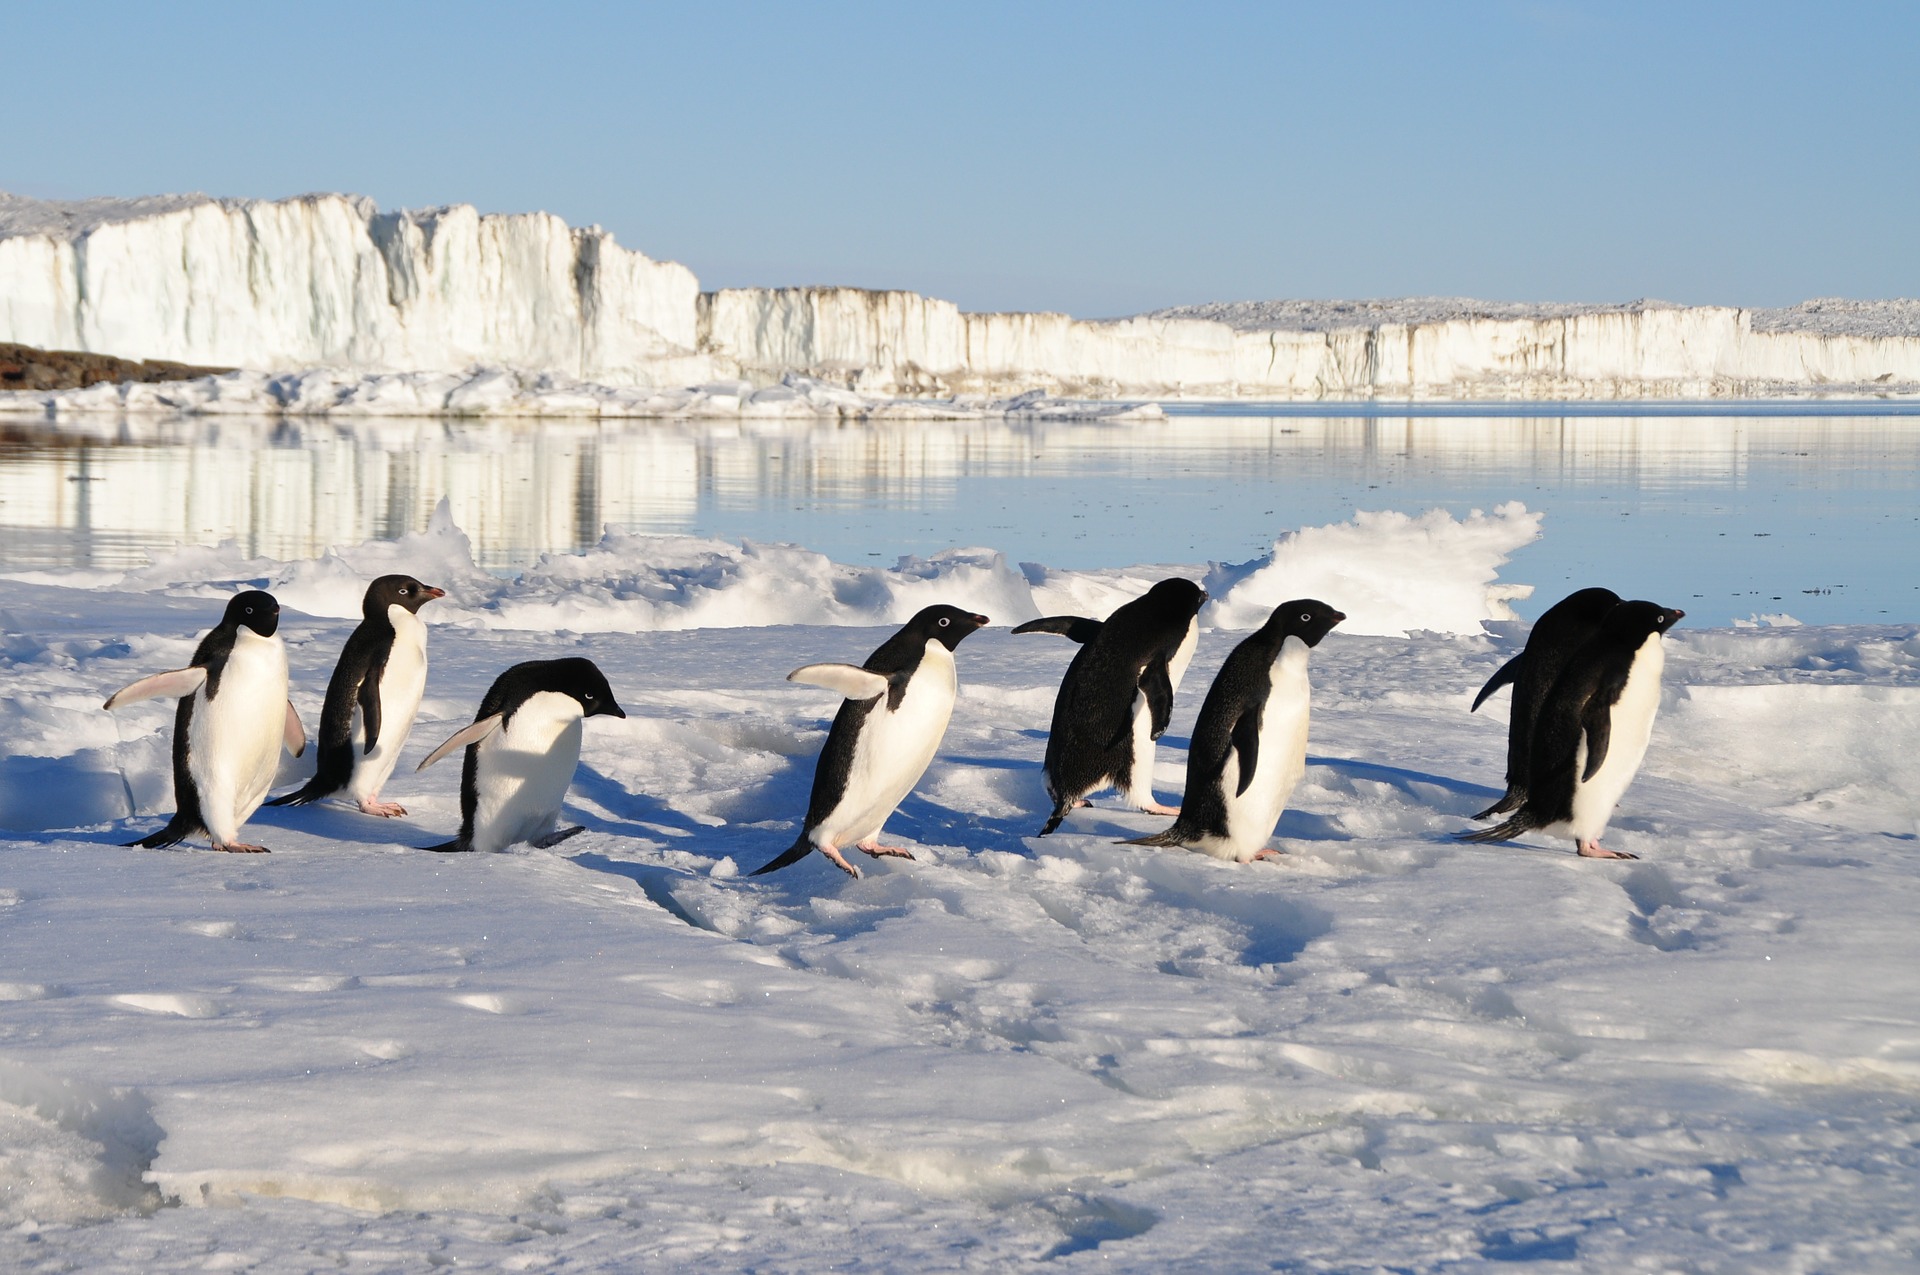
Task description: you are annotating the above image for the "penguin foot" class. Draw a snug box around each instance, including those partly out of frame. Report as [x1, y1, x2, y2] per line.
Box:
[1138, 801, 1180, 817]
[857, 842, 915, 861]
[1576, 840, 1638, 860]
[1074, 799, 1093, 808]
[1251, 848, 1283, 862]
[357, 798, 408, 818]
[213, 842, 270, 854]
[819, 845, 863, 879]
[531, 826, 586, 849]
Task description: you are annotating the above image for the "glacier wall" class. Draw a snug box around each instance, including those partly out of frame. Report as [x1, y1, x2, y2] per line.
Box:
[4, 192, 1919, 401]
[0, 194, 706, 385]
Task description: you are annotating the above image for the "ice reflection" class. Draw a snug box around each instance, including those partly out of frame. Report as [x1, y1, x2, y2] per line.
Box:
[1, 413, 1916, 625]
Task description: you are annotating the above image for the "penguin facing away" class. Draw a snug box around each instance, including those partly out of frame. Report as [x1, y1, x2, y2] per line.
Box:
[753, 605, 990, 879]
[269, 574, 444, 817]
[416, 658, 626, 854]
[1125, 600, 1345, 862]
[1018, 578, 1207, 836]
[104, 590, 307, 853]
[1469, 586, 1621, 820]
[1460, 601, 1684, 859]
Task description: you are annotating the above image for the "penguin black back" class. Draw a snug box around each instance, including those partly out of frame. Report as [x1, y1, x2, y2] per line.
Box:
[1036, 578, 1207, 834]
[1471, 586, 1621, 820]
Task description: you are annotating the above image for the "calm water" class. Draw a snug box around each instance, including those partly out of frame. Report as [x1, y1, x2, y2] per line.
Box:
[2, 409, 1916, 626]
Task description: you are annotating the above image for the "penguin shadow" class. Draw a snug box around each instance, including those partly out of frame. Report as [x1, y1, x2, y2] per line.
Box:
[245, 801, 429, 849]
[568, 763, 717, 845]
[1308, 753, 1502, 822]
[567, 850, 726, 935]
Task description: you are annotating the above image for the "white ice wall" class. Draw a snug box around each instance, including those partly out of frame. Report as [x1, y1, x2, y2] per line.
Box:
[5, 191, 1919, 399]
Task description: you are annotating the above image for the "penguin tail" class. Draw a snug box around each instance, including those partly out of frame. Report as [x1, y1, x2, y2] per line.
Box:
[1036, 796, 1076, 838]
[125, 814, 201, 849]
[1457, 815, 1534, 845]
[1471, 788, 1523, 821]
[265, 780, 332, 808]
[750, 834, 815, 877]
[421, 837, 473, 853]
[1119, 826, 1187, 848]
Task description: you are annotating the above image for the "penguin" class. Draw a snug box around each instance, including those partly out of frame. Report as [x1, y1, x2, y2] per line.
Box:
[104, 590, 307, 853]
[1469, 586, 1621, 820]
[1460, 601, 1684, 859]
[1125, 600, 1345, 862]
[752, 605, 990, 879]
[1018, 578, 1208, 836]
[415, 658, 626, 853]
[267, 574, 444, 816]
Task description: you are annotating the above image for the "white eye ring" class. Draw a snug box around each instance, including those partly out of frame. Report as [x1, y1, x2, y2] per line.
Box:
[938, 617, 950, 627]
[1300, 612, 1311, 622]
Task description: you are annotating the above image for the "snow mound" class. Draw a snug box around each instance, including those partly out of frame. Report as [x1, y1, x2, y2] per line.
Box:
[1204, 502, 1540, 635]
[89, 504, 1538, 637]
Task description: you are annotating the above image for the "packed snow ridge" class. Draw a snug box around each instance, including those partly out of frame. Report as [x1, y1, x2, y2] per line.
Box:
[4, 190, 1920, 415]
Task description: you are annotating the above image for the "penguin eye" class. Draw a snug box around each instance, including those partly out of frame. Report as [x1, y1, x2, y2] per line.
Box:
[399, 587, 410, 595]
[584, 692, 596, 701]
[938, 617, 950, 627]
[244, 606, 254, 615]
[1300, 612, 1311, 622]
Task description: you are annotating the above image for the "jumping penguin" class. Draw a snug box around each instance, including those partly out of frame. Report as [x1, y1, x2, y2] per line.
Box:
[104, 590, 307, 853]
[1460, 600, 1684, 859]
[1469, 586, 1621, 819]
[415, 658, 626, 853]
[1018, 578, 1207, 836]
[1125, 600, 1345, 862]
[268, 574, 444, 816]
[752, 605, 989, 879]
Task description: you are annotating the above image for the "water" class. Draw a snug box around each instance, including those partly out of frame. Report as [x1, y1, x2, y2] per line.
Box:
[2, 409, 1916, 626]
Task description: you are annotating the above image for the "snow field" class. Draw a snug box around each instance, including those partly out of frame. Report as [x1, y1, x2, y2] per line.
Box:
[0, 517, 1915, 1270]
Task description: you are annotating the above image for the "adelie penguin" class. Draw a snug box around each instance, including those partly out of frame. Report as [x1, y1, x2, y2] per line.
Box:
[1468, 586, 1620, 820]
[1460, 601, 1684, 859]
[753, 605, 989, 879]
[104, 590, 308, 853]
[415, 658, 626, 853]
[268, 574, 444, 817]
[1125, 600, 1345, 863]
[1017, 578, 1207, 836]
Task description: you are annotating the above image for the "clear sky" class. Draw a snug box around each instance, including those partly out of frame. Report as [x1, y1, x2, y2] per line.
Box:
[4, 1, 1916, 317]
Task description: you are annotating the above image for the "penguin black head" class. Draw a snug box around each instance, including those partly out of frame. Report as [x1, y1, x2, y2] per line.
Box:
[364, 574, 446, 618]
[905, 605, 991, 651]
[1260, 599, 1347, 647]
[223, 590, 282, 638]
[1142, 578, 1208, 619]
[542, 656, 627, 719]
[1603, 600, 1686, 642]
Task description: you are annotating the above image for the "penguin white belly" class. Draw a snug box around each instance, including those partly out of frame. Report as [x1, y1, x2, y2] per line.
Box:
[1195, 638, 1312, 862]
[1122, 617, 1198, 806]
[470, 692, 584, 854]
[190, 630, 289, 845]
[814, 642, 956, 848]
[1565, 637, 1665, 844]
[348, 605, 428, 803]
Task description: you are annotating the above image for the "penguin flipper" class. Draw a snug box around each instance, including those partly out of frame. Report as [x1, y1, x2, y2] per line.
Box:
[358, 668, 383, 756]
[103, 667, 208, 710]
[284, 701, 307, 758]
[750, 834, 817, 876]
[1140, 655, 1175, 739]
[1470, 653, 1524, 712]
[1011, 616, 1104, 645]
[1457, 815, 1534, 844]
[1579, 669, 1629, 781]
[787, 664, 889, 701]
[1229, 708, 1262, 798]
[417, 714, 503, 771]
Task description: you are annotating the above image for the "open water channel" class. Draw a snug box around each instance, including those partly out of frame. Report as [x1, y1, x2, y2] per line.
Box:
[1, 405, 1916, 626]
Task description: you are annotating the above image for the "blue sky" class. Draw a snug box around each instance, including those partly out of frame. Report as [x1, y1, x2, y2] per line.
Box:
[4, 1, 1916, 316]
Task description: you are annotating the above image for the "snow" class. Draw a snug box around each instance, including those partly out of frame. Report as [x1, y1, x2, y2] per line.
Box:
[6, 191, 1920, 405]
[1, 505, 1916, 1271]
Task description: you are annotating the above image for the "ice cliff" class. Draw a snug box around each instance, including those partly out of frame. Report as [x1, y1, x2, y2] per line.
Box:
[4, 190, 1920, 406]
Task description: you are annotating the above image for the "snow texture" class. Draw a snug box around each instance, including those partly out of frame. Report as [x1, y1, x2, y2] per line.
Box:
[0, 507, 1916, 1271]
[5, 191, 1920, 407]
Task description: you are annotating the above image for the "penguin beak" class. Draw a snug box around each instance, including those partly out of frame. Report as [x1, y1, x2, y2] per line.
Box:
[1332, 610, 1348, 624]
[596, 699, 628, 719]
[969, 613, 989, 629]
[423, 586, 446, 601]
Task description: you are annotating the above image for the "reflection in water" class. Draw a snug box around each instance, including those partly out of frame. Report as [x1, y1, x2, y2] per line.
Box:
[1, 413, 1917, 625]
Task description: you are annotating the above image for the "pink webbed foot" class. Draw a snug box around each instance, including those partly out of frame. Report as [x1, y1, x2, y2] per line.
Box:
[856, 841, 916, 862]
[1074, 798, 1094, 809]
[1251, 847, 1283, 863]
[1577, 839, 1638, 860]
[357, 798, 408, 818]
[1139, 801, 1180, 817]
[819, 845, 863, 879]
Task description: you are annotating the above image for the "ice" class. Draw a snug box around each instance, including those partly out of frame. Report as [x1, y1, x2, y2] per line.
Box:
[6, 191, 1920, 408]
[0, 507, 1917, 1267]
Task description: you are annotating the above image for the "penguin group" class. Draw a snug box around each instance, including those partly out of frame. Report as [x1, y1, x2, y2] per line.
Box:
[100, 573, 1685, 872]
